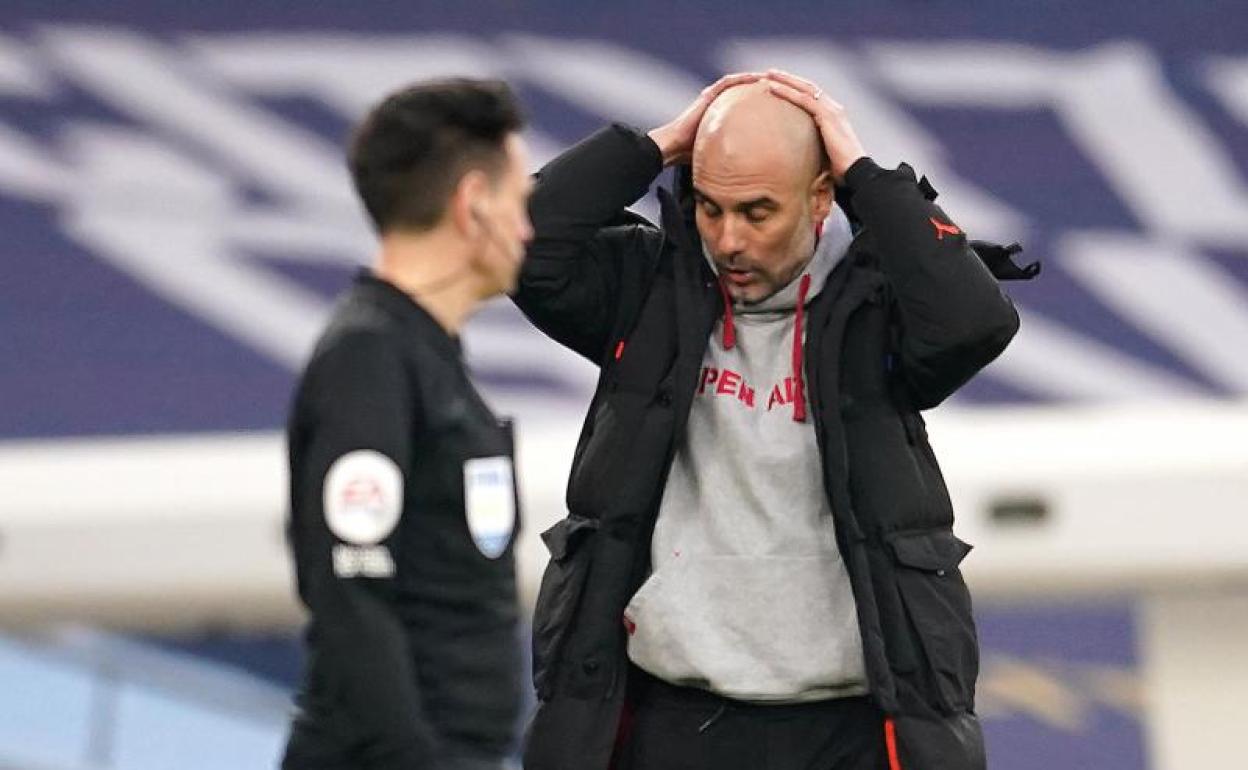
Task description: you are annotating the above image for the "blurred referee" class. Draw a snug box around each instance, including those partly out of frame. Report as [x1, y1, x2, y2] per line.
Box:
[281, 79, 533, 770]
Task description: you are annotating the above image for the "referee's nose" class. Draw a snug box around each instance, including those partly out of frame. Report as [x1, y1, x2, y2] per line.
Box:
[519, 210, 534, 246]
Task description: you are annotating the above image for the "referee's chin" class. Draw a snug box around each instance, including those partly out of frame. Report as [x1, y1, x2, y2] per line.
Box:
[494, 257, 524, 298]
[503, 269, 522, 297]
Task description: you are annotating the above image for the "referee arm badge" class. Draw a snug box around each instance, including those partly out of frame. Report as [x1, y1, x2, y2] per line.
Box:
[323, 449, 403, 578]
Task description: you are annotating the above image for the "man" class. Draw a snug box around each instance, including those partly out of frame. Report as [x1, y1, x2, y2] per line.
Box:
[282, 78, 534, 770]
[515, 70, 1034, 770]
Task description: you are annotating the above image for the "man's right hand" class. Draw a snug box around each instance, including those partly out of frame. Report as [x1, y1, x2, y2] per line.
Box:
[647, 72, 763, 166]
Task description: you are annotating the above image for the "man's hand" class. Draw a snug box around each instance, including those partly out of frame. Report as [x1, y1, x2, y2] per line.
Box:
[765, 69, 866, 185]
[647, 72, 763, 166]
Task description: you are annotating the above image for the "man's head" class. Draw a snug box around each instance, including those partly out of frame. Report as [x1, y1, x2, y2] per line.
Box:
[349, 78, 533, 296]
[692, 81, 832, 304]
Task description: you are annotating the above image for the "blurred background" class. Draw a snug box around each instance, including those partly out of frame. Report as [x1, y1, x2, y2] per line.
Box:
[1, 1, 1246, 768]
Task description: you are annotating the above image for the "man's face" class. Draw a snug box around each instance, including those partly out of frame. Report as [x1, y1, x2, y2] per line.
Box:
[692, 161, 822, 304]
[478, 133, 534, 295]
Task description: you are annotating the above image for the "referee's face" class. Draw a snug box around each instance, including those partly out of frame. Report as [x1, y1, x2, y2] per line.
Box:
[477, 133, 535, 295]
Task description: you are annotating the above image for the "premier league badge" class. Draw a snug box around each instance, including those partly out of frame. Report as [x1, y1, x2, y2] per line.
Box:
[463, 456, 516, 559]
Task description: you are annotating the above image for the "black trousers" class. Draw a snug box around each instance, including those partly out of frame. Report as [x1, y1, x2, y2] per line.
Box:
[617, 670, 890, 770]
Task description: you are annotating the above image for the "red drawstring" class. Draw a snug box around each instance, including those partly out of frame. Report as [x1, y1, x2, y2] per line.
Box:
[716, 277, 737, 350]
[718, 270, 811, 421]
[791, 274, 812, 422]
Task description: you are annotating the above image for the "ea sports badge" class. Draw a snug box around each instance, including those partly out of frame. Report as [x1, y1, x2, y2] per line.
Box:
[463, 455, 516, 559]
[323, 450, 403, 545]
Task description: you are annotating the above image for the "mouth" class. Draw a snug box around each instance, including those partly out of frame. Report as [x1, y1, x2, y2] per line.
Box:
[722, 268, 754, 287]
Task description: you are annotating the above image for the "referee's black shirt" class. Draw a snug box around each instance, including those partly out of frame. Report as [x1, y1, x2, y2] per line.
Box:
[283, 272, 522, 770]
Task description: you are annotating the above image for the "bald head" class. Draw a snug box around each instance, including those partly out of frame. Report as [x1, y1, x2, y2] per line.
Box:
[692, 81, 824, 190]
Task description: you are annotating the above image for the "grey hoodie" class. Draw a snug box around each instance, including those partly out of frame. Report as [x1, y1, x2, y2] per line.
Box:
[623, 207, 868, 703]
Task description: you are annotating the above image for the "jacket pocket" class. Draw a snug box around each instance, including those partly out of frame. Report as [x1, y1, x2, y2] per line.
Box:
[886, 528, 979, 712]
[531, 514, 599, 700]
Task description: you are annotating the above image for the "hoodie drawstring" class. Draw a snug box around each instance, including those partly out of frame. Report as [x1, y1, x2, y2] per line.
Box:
[716, 277, 737, 350]
[791, 274, 812, 423]
[717, 272, 812, 422]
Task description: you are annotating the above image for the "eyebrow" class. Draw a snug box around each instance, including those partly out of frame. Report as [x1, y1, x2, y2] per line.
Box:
[692, 187, 779, 212]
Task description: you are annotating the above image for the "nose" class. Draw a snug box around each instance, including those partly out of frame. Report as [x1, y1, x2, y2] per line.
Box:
[715, 216, 745, 257]
[518, 210, 534, 245]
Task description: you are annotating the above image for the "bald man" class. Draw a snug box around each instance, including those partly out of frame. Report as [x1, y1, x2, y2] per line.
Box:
[515, 71, 1032, 770]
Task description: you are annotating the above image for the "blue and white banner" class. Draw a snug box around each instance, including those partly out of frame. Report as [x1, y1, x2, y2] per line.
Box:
[3, 1, 1247, 438]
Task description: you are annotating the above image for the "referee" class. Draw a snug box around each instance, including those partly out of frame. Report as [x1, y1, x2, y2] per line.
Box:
[281, 79, 533, 770]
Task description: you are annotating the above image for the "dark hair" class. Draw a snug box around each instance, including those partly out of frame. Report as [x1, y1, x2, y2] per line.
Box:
[348, 78, 524, 233]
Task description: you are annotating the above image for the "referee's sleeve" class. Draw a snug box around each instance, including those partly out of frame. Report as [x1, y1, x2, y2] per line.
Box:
[288, 332, 436, 769]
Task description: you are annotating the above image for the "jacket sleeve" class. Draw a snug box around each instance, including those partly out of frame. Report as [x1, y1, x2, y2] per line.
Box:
[288, 333, 437, 769]
[514, 123, 665, 362]
[842, 158, 1021, 408]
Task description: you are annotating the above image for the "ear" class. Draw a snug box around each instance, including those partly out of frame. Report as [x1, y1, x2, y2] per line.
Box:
[450, 169, 490, 236]
[809, 170, 833, 223]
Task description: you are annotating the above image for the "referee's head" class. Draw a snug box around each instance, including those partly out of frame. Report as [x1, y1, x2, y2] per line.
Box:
[349, 78, 533, 296]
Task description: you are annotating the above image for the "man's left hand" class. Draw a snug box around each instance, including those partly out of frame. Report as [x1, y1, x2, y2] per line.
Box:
[765, 69, 866, 185]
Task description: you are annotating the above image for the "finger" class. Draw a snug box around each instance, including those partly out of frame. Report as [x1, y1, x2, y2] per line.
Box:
[705, 71, 764, 98]
[766, 69, 819, 95]
[766, 80, 820, 115]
